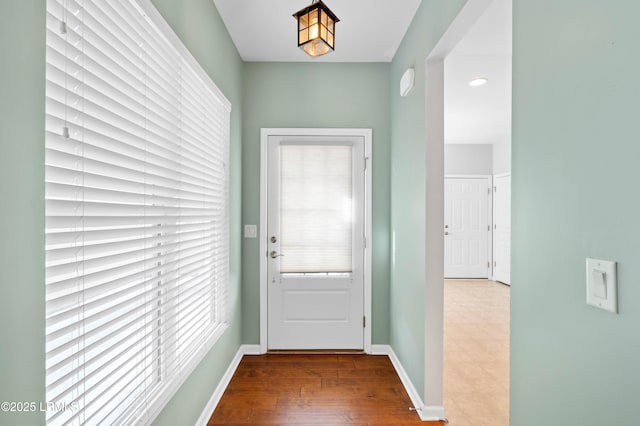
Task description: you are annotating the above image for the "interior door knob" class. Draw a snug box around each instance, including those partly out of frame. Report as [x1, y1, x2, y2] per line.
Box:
[270, 251, 284, 259]
[445, 232, 449, 236]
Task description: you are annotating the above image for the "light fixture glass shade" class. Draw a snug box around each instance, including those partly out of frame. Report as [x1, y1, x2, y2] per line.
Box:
[294, 0, 339, 57]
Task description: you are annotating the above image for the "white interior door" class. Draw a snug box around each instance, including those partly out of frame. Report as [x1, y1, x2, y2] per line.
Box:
[493, 173, 511, 285]
[266, 135, 366, 350]
[444, 176, 491, 278]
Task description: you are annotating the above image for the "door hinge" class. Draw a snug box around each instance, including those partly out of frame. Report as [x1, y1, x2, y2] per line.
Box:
[364, 156, 369, 171]
[488, 261, 491, 268]
[488, 188, 491, 195]
[363, 316, 366, 328]
[487, 225, 491, 231]
[363, 237, 367, 248]
[494, 261, 497, 267]
[494, 186, 497, 192]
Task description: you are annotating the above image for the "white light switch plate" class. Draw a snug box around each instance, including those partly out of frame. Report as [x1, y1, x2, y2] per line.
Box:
[244, 224, 257, 239]
[586, 258, 617, 313]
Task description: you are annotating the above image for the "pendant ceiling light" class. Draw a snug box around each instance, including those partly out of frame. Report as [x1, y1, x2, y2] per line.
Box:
[293, 0, 340, 57]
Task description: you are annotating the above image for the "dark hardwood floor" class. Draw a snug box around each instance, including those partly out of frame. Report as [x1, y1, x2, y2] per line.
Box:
[207, 353, 445, 425]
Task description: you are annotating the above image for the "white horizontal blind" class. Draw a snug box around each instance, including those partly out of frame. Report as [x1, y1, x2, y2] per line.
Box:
[279, 144, 353, 273]
[44, 0, 230, 424]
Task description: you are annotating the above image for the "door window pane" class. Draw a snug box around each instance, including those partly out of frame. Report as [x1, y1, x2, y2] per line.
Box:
[280, 145, 352, 273]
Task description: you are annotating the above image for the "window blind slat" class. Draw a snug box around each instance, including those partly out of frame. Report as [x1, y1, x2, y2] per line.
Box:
[45, 0, 230, 424]
[45, 68, 183, 146]
[46, 214, 214, 232]
[46, 221, 214, 250]
[44, 99, 226, 175]
[47, 265, 216, 381]
[47, 308, 157, 396]
[46, 221, 213, 248]
[45, 145, 224, 197]
[44, 117, 225, 189]
[46, 253, 214, 337]
[46, 236, 216, 298]
[47, 250, 219, 352]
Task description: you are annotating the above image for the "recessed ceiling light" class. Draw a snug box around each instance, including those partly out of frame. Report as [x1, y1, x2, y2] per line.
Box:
[469, 77, 488, 87]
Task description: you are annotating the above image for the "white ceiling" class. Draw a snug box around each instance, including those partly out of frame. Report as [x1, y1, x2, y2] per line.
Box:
[213, 0, 512, 146]
[213, 0, 422, 62]
[444, 0, 512, 145]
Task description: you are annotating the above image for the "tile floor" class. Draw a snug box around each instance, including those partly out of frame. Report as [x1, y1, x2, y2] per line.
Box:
[443, 279, 510, 426]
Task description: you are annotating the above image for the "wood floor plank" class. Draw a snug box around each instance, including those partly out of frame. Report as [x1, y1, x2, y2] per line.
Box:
[241, 354, 339, 363]
[237, 360, 356, 370]
[246, 409, 370, 425]
[207, 354, 444, 426]
[338, 354, 393, 368]
[300, 386, 409, 399]
[337, 367, 398, 379]
[233, 367, 340, 379]
[245, 408, 430, 425]
[217, 395, 279, 410]
[227, 377, 322, 390]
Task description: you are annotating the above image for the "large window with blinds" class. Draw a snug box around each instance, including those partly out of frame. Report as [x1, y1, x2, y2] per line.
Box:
[44, 0, 231, 424]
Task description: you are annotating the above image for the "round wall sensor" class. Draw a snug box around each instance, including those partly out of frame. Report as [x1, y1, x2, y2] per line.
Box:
[400, 68, 415, 97]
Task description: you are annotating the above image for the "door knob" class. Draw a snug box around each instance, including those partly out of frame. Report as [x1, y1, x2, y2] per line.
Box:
[270, 251, 284, 259]
[270, 236, 277, 243]
[445, 232, 449, 236]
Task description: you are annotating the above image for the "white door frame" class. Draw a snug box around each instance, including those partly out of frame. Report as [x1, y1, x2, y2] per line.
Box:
[444, 174, 493, 279]
[259, 128, 373, 354]
[423, 0, 495, 419]
[492, 172, 511, 284]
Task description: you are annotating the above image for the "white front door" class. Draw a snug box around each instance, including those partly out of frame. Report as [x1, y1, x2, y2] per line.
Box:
[444, 177, 491, 278]
[265, 134, 366, 350]
[493, 173, 511, 285]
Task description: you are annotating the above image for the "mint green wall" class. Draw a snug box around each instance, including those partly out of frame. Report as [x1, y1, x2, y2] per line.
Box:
[149, 0, 243, 424]
[0, 1, 243, 424]
[0, 1, 46, 425]
[389, 0, 466, 399]
[241, 62, 391, 345]
[511, 1, 640, 424]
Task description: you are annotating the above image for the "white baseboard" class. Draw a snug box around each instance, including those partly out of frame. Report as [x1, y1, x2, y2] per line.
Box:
[195, 344, 261, 425]
[422, 405, 447, 421]
[371, 344, 446, 422]
[241, 344, 262, 355]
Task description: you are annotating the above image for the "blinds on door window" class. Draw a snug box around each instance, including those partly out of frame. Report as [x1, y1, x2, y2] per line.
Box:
[279, 144, 353, 273]
[44, 0, 231, 424]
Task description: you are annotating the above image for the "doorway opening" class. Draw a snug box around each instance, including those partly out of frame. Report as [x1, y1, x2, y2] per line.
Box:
[424, 0, 512, 421]
[441, 0, 512, 422]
